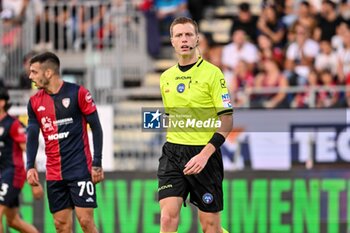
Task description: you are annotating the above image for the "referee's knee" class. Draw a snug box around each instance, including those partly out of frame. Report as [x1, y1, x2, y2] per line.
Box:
[160, 212, 179, 230]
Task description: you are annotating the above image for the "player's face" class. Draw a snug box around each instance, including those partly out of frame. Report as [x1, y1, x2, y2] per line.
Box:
[171, 23, 198, 56]
[29, 62, 50, 89]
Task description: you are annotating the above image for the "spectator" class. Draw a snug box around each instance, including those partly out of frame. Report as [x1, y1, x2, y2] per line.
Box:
[257, 34, 284, 69]
[291, 68, 320, 108]
[154, 0, 190, 36]
[337, 28, 350, 83]
[331, 21, 349, 52]
[315, 40, 338, 76]
[317, 69, 340, 108]
[136, 0, 161, 57]
[229, 2, 258, 43]
[296, 1, 318, 36]
[343, 73, 350, 106]
[314, 0, 344, 42]
[230, 60, 255, 108]
[1, 9, 24, 87]
[257, 3, 287, 48]
[252, 59, 289, 109]
[221, 29, 259, 83]
[281, 0, 298, 28]
[0, 0, 29, 25]
[284, 23, 319, 86]
[197, 32, 222, 68]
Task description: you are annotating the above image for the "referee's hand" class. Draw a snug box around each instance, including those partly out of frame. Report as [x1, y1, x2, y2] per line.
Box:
[183, 153, 209, 175]
[92, 166, 104, 184]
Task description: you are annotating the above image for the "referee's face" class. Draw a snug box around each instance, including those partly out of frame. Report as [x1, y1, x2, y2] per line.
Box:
[171, 23, 198, 56]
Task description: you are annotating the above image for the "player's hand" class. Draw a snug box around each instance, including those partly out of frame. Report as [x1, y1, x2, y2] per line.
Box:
[183, 153, 210, 175]
[27, 168, 40, 186]
[92, 166, 104, 184]
[31, 183, 44, 200]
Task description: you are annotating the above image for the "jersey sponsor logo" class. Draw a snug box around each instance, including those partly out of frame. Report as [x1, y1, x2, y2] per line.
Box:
[220, 79, 226, 88]
[0, 127, 4, 136]
[41, 117, 54, 132]
[53, 118, 73, 126]
[177, 83, 185, 93]
[221, 94, 232, 108]
[175, 76, 191, 80]
[85, 92, 93, 103]
[37, 106, 46, 112]
[62, 98, 70, 108]
[202, 192, 214, 204]
[143, 109, 162, 129]
[47, 132, 69, 141]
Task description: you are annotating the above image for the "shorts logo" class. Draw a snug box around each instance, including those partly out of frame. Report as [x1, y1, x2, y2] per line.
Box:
[177, 83, 185, 93]
[0, 127, 4, 136]
[143, 109, 162, 129]
[202, 193, 214, 204]
[86, 197, 94, 203]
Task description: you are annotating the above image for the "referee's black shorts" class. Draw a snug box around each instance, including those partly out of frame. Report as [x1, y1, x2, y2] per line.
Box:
[157, 142, 224, 213]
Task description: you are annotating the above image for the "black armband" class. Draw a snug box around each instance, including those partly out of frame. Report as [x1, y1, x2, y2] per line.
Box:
[208, 132, 226, 149]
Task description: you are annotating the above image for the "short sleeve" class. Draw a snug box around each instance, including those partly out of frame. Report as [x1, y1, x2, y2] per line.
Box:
[9, 119, 26, 144]
[210, 68, 233, 116]
[78, 86, 97, 115]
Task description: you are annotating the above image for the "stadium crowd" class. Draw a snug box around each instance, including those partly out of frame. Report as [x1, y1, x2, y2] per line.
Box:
[0, 0, 350, 109]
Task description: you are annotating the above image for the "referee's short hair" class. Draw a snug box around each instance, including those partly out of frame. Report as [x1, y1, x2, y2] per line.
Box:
[170, 17, 199, 38]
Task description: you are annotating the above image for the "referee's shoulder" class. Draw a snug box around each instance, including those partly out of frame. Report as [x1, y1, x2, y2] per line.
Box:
[201, 59, 222, 73]
[160, 64, 177, 77]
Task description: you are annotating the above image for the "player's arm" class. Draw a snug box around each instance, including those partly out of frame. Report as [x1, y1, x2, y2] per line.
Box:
[86, 111, 103, 167]
[78, 86, 104, 183]
[86, 111, 104, 184]
[26, 102, 41, 186]
[10, 119, 44, 198]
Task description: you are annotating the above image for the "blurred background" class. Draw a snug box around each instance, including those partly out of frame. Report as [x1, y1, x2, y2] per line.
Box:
[1, 0, 350, 232]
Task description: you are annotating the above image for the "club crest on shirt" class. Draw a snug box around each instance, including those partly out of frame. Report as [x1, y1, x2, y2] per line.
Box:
[177, 83, 185, 93]
[62, 98, 70, 108]
[0, 127, 4, 136]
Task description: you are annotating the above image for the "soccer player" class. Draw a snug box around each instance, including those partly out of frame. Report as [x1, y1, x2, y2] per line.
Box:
[158, 17, 233, 233]
[0, 87, 43, 233]
[26, 52, 104, 233]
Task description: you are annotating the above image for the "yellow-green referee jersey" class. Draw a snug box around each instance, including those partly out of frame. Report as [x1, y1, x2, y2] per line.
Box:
[160, 57, 233, 145]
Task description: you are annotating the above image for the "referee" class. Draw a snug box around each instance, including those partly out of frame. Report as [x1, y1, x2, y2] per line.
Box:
[158, 17, 232, 233]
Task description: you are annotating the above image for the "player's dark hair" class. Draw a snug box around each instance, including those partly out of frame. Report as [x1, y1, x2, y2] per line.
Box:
[170, 17, 199, 38]
[0, 87, 11, 111]
[30, 51, 60, 74]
